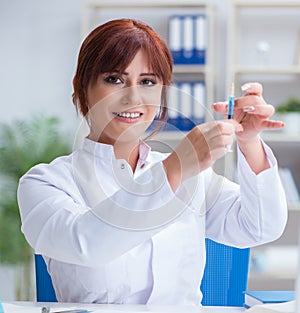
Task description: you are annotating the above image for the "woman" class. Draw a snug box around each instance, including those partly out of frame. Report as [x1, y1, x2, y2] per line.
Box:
[18, 19, 287, 305]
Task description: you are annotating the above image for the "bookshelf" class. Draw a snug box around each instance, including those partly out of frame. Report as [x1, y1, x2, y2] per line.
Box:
[227, 1, 300, 291]
[227, 1, 300, 112]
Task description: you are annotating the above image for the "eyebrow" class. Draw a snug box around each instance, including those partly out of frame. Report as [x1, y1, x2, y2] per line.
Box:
[113, 70, 157, 77]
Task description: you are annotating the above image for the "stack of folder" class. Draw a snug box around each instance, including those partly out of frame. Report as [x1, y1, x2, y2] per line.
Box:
[166, 13, 207, 131]
[166, 82, 206, 131]
[168, 14, 207, 64]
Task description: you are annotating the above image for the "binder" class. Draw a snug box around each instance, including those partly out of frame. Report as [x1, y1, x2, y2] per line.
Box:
[168, 14, 206, 64]
[168, 15, 182, 62]
[179, 82, 194, 130]
[183, 16, 194, 60]
[195, 14, 206, 64]
[166, 81, 206, 131]
[193, 81, 206, 125]
[167, 83, 180, 130]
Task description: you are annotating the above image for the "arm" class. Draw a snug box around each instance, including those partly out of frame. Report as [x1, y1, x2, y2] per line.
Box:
[18, 158, 183, 267]
[205, 140, 287, 248]
[206, 82, 287, 247]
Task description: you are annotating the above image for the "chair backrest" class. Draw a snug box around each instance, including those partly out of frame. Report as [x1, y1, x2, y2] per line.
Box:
[34, 254, 57, 302]
[35, 239, 250, 305]
[200, 238, 250, 306]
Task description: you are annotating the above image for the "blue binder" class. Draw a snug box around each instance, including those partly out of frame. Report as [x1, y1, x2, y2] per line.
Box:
[166, 81, 206, 131]
[168, 14, 206, 65]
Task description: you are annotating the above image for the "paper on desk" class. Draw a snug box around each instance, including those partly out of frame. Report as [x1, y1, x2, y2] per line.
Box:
[2, 303, 164, 313]
[1, 303, 164, 313]
[2, 303, 242, 313]
[2, 303, 87, 313]
[3, 303, 40, 313]
[246, 300, 295, 313]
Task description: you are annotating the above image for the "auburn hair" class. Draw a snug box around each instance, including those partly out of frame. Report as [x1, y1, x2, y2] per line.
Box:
[72, 18, 173, 133]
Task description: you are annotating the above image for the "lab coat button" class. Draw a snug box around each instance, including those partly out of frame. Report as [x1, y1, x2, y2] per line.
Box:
[120, 163, 125, 170]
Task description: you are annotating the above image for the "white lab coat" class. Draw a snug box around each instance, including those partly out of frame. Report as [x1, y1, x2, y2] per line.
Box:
[17, 138, 287, 305]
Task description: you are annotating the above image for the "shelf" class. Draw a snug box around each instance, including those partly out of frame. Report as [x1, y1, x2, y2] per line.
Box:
[173, 64, 207, 74]
[261, 132, 300, 143]
[233, 1, 300, 9]
[249, 271, 297, 280]
[83, 1, 214, 38]
[227, 2, 300, 96]
[288, 203, 300, 211]
[85, 0, 210, 9]
[232, 66, 300, 75]
[247, 277, 296, 290]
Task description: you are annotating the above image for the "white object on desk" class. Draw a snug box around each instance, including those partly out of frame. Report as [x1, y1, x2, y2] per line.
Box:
[3, 302, 245, 313]
[246, 300, 295, 313]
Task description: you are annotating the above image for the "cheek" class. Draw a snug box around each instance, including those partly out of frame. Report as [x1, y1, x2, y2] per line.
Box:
[141, 86, 162, 106]
[141, 104, 159, 125]
[88, 92, 109, 109]
[87, 82, 117, 109]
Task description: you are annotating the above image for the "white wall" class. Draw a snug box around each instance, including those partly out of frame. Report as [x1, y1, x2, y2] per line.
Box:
[0, 0, 84, 134]
[0, 0, 84, 300]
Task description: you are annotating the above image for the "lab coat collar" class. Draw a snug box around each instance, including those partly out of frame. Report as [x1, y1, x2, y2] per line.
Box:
[82, 137, 151, 169]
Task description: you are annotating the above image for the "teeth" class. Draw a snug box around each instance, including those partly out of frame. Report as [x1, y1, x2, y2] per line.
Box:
[116, 112, 141, 118]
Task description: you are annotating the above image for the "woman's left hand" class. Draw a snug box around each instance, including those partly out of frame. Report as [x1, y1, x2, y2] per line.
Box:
[212, 82, 285, 144]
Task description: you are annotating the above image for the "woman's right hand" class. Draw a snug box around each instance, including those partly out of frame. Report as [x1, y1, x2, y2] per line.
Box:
[162, 120, 242, 192]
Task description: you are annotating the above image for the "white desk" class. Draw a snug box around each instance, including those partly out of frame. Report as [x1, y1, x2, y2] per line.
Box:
[3, 302, 246, 313]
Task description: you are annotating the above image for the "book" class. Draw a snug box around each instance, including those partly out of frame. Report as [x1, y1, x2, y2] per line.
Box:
[244, 290, 295, 308]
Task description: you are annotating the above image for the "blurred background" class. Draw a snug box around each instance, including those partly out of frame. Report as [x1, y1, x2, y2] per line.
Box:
[0, 0, 300, 301]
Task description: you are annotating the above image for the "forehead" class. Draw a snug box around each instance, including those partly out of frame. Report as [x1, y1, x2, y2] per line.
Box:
[123, 50, 152, 73]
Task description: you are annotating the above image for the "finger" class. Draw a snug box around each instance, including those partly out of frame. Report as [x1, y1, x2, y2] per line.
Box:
[235, 94, 263, 108]
[208, 133, 234, 151]
[210, 146, 228, 162]
[213, 95, 263, 115]
[261, 119, 285, 130]
[241, 82, 263, 97]
[212, 102, 227, 115]
[200, 121, 235, 141]
[240, 104, 275, 118]
[221, 119, 244, 133]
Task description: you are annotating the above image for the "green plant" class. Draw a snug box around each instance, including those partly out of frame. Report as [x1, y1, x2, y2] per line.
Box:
[277, 96, 300, 113]
[0, 115, 71, 299]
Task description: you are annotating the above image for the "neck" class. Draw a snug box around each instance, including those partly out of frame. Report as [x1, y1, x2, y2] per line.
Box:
[88, 131, 141, 171]
[113, 140, 140, 172]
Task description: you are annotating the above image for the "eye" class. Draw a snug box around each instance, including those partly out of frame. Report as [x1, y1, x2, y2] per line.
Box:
[104, 75, 123, 84]
[140, 78, 157, 86]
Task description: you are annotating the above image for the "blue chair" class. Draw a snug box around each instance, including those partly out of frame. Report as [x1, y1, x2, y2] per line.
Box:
[201, 238, 250, 306]
[35, 239, 250, 305]
[35, 254, 57, 302]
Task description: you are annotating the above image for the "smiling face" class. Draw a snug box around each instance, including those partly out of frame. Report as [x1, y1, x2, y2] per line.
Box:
[86, 50, 163, 145]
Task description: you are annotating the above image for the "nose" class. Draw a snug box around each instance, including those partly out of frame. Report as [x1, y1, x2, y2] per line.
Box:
[121, 86, 142, 107]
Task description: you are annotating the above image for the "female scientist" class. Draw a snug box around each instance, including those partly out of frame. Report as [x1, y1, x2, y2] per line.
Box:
[17, 19, 287, 305]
